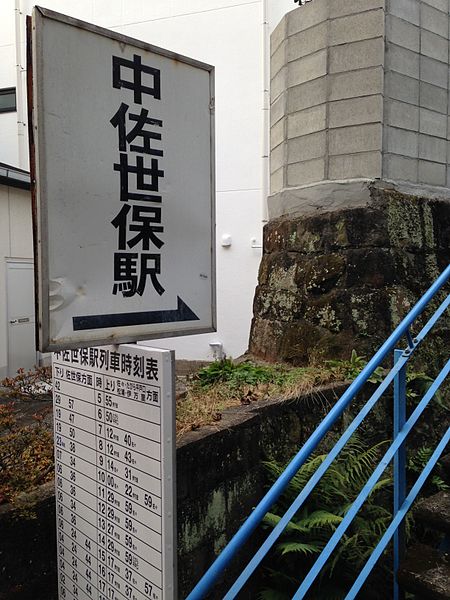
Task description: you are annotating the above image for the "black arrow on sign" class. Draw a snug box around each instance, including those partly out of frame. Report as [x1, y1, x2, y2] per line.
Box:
[72, 296, 199, 331]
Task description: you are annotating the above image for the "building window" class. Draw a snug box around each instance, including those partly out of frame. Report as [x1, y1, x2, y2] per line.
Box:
[0, 88, 16, 113]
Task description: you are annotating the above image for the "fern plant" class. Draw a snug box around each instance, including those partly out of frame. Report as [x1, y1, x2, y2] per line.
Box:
[259, 437, 398, 600]
[325, 350, 385, 383]
[408, 445, 449, 493]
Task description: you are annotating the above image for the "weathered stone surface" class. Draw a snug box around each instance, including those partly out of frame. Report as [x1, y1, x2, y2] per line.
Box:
[249, 187, 450, 363]
[398, 543, 450, 600]
[415, 492, 450, 534]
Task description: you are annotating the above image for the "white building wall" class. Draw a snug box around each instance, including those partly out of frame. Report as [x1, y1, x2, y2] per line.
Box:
[0, 0, 294, 362]
[0, 184, 33, 378]
[0, 1, 20, 166]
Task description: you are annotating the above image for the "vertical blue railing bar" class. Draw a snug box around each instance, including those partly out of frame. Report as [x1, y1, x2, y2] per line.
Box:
[186, 266, 450, 600]
[406, 329, 414, 349]
[292, 359, 450, 599]
[223, 350, 414, 599]
[345, 426, 450, 600]
[393, 349, 406, 600]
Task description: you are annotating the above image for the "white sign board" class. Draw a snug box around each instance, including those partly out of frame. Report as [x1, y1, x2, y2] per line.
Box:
[31, 7, 215, 352]
[53, 344, 176, 600]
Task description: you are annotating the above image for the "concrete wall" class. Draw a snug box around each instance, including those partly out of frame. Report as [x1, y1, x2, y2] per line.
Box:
[0, 184, 33, 379]
[250, 0, 450, 369]
[270, 0, 450, 205]
[384, 0, 450, 187]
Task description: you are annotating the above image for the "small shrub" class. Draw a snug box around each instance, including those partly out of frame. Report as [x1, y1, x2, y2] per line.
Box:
[0, 403, 54, 508]
[1, 366, 52, 401]
[195, 358, 281, 389]
[325, 350, 385, 383]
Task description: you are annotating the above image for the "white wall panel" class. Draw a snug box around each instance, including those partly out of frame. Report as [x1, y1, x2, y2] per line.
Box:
[146, 188, 263, 359]
[0, 189, 9, 376]
[0, 0, 15, 47]
[268, 0, 296, 32]
[139, 0, 172, 21]
[0, 186, 33, 377]
[0, 114, 19, 166]
[9, 188, 32, 257]
[23, 0, 94, 21]
[0, 45, 16, 87]
[92, 0, 123, 27]
[171, 0, 259, 16]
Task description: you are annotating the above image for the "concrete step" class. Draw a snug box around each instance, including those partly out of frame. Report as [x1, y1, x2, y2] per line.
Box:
[398, 543, 450, 600]
[414, 492, 450, 535]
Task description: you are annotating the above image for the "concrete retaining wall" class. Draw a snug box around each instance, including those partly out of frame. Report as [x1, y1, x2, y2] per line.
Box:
[0, 385, 346, 600]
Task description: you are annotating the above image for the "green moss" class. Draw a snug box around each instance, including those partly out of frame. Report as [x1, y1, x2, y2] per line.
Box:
[288, 230, 297, 247]
[387, 195, 435, 250]
[213, 533, 227, 554]
[295, 229, 321, 253]
[268, 265, 297, 291]
[272, 290, 301, 321]
[179, 470, 265, 556]
[316, 305, 342, 332]
[422, 203, 435, 248]
[423, 253, 440, 282]
[297, 254, 344, 294]
[350, 293, 372, 335]
[335, 218, 349, 247]
[388, 287, 414, 328]
[179, 488, 227, 553]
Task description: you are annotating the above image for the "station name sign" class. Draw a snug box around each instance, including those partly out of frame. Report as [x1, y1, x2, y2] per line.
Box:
[30, 7, 215, 352]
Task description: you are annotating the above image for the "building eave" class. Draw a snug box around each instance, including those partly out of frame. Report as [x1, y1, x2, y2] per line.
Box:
[0, 162, 31, 191]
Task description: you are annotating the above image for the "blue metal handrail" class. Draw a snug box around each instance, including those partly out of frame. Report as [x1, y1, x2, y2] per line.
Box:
[186, 264, 450, 600]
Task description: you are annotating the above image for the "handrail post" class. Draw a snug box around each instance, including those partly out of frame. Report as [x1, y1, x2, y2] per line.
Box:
[393, 349, 407, 600]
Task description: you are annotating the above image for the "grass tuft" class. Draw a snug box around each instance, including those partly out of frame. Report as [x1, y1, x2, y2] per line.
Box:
[175, 358, 351, 437]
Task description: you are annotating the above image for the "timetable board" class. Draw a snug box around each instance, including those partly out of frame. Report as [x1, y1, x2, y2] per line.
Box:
[52, 345, 176, 600]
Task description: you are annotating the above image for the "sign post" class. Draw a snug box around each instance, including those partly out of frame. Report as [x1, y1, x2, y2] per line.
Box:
[28, 7, 215, 600]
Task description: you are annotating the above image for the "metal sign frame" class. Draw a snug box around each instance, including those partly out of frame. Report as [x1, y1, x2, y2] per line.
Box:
[29, 7, 216, 352]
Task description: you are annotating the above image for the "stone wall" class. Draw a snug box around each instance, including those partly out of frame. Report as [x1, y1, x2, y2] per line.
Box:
[249, 184, 450, 364]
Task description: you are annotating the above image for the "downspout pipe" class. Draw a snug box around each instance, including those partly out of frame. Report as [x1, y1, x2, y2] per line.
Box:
[14, 0, 27, 168]
[261, 0, 270, 224]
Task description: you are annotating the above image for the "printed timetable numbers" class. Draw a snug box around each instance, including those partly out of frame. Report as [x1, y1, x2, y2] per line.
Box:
[53, 345, 174, 600]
